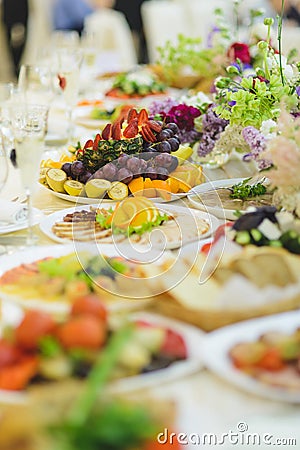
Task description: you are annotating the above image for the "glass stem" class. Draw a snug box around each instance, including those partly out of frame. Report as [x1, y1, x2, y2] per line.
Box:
[66, 106, 73, 145]
[25, 187, 35, 246]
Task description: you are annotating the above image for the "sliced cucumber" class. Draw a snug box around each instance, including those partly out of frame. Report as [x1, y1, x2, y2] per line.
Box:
[234, 230, 251, 245]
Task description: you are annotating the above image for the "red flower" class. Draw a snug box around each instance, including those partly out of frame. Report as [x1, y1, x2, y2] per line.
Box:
[228, 42, 251, 64]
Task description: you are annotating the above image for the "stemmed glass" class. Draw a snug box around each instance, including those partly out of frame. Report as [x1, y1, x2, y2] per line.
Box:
[8, 104, 49, 245]
[0, 144, 8, 194]
[18, 64, 55, 107]
[56, 48, 83, 144]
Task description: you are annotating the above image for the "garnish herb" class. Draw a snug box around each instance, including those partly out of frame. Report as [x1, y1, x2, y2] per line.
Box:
[230, 178, 267, 200]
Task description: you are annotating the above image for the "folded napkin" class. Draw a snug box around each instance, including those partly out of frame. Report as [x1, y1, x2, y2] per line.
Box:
[0, 199, 28, 225]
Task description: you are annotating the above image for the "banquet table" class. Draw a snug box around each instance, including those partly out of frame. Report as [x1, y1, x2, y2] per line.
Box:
[0, 98, 300, 450]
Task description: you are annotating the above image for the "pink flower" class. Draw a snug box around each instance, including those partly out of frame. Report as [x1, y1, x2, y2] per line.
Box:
[264, 136, 300, 187]
[228, 42, 251, 64]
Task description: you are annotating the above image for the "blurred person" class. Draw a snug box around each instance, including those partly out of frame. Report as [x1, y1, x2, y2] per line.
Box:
[53, 0, 95, 35]
[114, 0, 149, 63]
[269, 0, 300, 24]
[2, 0, 29, 77]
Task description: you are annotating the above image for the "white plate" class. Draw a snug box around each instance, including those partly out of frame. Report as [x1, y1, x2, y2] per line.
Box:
[40, 182, 189, 205]
[0, 243, 158, 314]
[73, 106, 109, 130]
[188, 178, 249, 220]
[203, 311, 300, 403]
[0, 208, 43, 235]
[39, 203, 219, 249]
[0, 309, 204, 404]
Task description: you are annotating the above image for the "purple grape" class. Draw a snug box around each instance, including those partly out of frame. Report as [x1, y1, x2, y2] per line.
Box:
[71, 160, 85, 178]
[168, 137, 180, 151]
[145, 166, 157, 180]
[61, 162, 72, 177]
[157, 141, 171, 153]
[117, 168, 133, 184]
[154, 153, 173, 168]
[168, 156, 179, 172]
[126, 157, 141, 175]
[91, 168, 104, 179]
[138, 159, 147, 173]
[102, 162, 118, 181]
[79, 171, 93, 184]
[156, 167, 169, 180]
[156, 130, 173, 141]
[165, 122, 179, 134]
[117, 154, 130, 168]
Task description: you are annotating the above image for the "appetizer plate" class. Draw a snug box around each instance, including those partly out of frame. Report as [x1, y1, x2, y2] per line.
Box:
[0, 308, 204, 404]
[202, 311, 300, 403]
[0, 244, 156, 314]
[187, 177, 272, 221]
[40, 183, 189, 205]
[39, 203, 219, 249]
[73, 106, 109, 130]
[0, 208, 43, 235]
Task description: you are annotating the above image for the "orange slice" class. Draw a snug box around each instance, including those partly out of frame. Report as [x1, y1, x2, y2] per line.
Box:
[143, 178, 156, 198]
[152, 180, 171, 201]
[111, 196, 159, 231]
[128, 177, 144, 196]
[166, 177, 180, 194]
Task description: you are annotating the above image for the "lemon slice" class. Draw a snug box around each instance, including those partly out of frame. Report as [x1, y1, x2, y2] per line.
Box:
[108, 182, 128, 201]
[46, 168, 67, 193]
[64, 180, 84, 196]
[39, 168, 49, 185]
[85, 179, 112, 198]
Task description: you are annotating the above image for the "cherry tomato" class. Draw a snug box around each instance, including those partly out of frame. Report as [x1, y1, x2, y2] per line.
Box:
[0, 355, 38, 390]
[0, 339, 21, 368]
[56, 315, 106, 350]
[160, 329, 187, 359]
[71, 294, 107, 323]
[15, 310, 56, 351]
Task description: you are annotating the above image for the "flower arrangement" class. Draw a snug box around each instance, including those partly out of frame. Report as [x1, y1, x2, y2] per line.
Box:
[262, 108, 300, 217]
[148, 93, 211, 144]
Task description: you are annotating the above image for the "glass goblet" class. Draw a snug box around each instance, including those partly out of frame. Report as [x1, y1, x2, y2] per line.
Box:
[18, 64, 55, 107]
[9, 104, 49, 245]
[56, 48, 83, 144]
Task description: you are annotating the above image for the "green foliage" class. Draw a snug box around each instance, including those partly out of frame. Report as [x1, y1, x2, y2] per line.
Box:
[214, 74, 291, 128]
[230, 178, 267, 200]
[156, 34, 226, 79]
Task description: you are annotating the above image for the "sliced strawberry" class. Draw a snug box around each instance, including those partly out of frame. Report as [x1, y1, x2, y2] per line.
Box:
[83, 139, 93, 150]
[141, 125, 156, 143]
[123, 120, 139, 138]
[93, 133, 101, 150]
[127, 108, 138, 122]
[138, 108, 148, 125]
[160, 329, 187, 359]
[101, 123, 112, 140]
[0, 355, 39, 391]
[148, 120, 163, 132]
[111, 121, 122, 140]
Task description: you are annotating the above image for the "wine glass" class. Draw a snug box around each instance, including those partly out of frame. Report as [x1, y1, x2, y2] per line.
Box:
[18, 64, 55, 107]
[56, 48, 83, 144]
[0, 143, 8, 194]
[8, 104, 49, 245]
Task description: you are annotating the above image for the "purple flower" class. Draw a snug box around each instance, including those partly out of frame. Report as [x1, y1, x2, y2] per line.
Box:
[148, 97, 178, 116]
[197, 106, 229, 157]
[242, 126, 271, 169]
[296, 86, 300, 96]
[167, 104, 201, 131]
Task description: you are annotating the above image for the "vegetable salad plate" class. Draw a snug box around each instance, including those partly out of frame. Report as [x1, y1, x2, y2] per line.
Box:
[202, 311, 300, 403]
[188, 177, 272, 220]
[39, 202, 219, 250]
[0, 302, 204, 404]
[0, 244, 169, 313]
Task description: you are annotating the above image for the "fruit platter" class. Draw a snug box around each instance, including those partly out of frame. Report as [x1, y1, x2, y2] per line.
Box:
[0, 297, 203, 399]
[40, 108, 202, 203]
[203, 311, 300, 402]
[39, 197, 217, 249]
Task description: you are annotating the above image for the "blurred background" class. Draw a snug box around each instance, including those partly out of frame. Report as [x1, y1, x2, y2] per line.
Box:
[0, 0, 300, 82]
